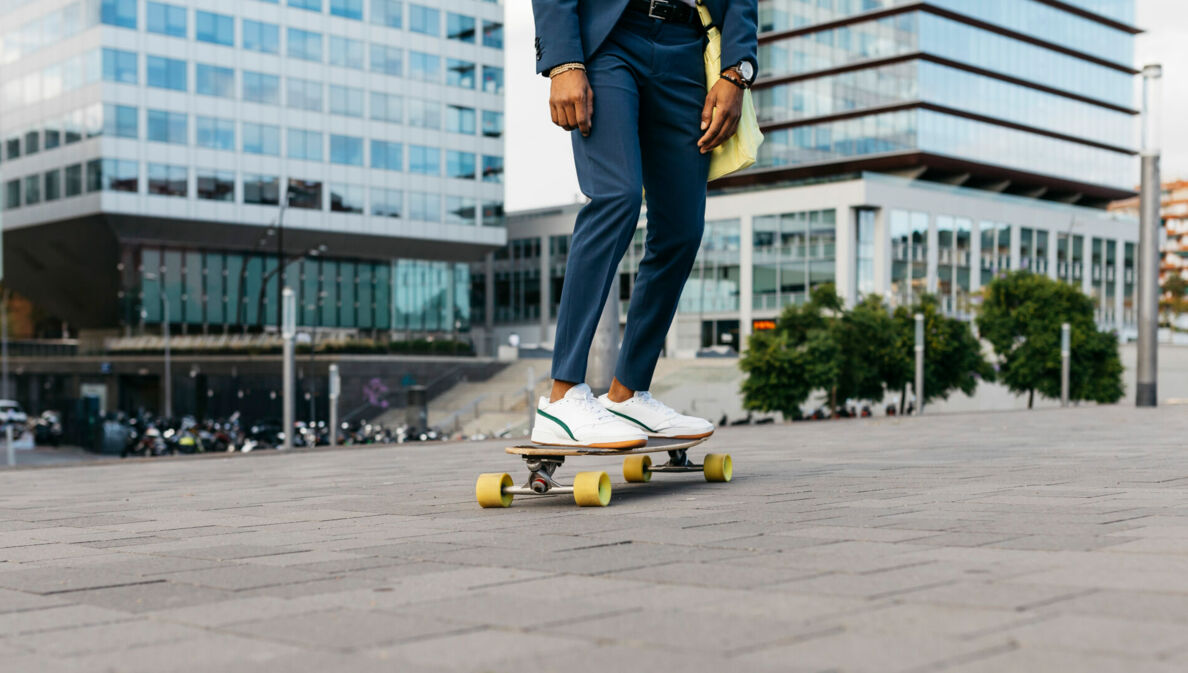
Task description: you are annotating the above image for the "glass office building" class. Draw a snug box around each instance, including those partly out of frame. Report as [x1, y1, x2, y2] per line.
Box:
[0, 0, 505, 335]
[474, 0, 1141, 357]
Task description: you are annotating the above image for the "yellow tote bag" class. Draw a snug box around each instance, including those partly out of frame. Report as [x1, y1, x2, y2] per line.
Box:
[697, 1, 763, 182]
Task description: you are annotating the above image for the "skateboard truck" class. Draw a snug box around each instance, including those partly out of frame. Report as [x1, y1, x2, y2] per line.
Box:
[650, 448, 702, 473]
[505, 456, 570, 496]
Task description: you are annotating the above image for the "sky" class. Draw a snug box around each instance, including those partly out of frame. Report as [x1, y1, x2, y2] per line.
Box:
[504, 0, 1188, 211]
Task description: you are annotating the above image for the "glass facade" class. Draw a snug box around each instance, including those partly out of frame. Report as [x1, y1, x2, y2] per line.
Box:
[752, 2, 1137, 193]
[0, 0, 505, 336]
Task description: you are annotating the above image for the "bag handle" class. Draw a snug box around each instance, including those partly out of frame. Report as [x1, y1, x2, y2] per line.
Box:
[695, 1, 718, 33]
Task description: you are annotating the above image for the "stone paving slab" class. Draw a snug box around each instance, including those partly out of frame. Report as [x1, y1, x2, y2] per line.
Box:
[1, 405, 1188, 671]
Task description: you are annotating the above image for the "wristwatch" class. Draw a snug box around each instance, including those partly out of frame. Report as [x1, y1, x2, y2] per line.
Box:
[727, 60, 755, 87]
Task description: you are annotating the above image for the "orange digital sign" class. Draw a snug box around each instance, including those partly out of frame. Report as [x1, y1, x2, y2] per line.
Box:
[752, 320, 777, 331]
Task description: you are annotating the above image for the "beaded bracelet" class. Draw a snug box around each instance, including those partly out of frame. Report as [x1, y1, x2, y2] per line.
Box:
[549, 63, 586, 78]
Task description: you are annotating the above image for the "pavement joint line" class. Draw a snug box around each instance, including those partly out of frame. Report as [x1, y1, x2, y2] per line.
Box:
[36, 579, 167, 596]
[902, 641, 1020, 673]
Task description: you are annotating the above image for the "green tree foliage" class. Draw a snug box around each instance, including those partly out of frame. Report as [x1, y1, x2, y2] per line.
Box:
[740, 285, 991, 418]
[891, 295, 995, 414]
[1163, 274, 1188, 321]
[977, 272, 1123, 408]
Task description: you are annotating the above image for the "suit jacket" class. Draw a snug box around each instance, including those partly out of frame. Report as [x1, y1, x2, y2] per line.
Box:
[532, 0, 758, 78]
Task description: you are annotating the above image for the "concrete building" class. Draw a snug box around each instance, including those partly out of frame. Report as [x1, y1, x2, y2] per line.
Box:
[0, 0, 506, 337]
[473, 0, 1141, 357]
[1111, 179, 1188, 322]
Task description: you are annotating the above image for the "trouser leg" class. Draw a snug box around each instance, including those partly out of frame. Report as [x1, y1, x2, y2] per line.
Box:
[549, 47, 643, 385]
[614, 25, 710, 392]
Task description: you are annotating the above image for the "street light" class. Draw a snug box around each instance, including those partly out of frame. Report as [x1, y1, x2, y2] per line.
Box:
[281, 287, 296, 450]
[1136, 63, 1162, 407]
[143, 272, 172, 419]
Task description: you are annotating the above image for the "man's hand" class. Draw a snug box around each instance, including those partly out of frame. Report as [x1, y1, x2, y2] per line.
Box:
[549, 69, 594, 136]
[698, 74, 744, 154]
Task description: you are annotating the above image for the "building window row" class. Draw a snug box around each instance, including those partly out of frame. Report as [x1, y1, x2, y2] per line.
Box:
[0, 0, 503, 67]
[3, 160, 505, 228]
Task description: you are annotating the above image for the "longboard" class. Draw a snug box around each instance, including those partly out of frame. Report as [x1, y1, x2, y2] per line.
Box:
[476, 437, 732, 509]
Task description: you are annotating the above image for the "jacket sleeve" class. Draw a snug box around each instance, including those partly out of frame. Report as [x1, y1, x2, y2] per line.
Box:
[720, 0, 758, 75]
[532, 0, 585, 77]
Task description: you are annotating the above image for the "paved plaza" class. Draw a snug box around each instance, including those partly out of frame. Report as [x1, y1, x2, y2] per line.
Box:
[1, 405, 1188, 672]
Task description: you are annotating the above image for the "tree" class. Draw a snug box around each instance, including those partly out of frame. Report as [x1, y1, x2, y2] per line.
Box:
[1163, 274, 1188, 323]
[977, 272, 1123, 408]
[890, 295, 994, 414]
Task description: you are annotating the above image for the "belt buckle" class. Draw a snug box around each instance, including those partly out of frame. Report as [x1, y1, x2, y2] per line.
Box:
[647, 0, 673, 20]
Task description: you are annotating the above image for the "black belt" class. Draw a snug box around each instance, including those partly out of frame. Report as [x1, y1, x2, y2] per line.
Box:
[625, 0, 700, 25]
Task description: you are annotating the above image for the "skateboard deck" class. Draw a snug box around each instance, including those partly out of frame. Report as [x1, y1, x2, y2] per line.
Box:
[506, 436, 706, 457]
[476, 437, 732, 509]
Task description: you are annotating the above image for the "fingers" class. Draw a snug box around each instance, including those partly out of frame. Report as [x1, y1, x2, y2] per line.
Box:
[705, 113, 740, 152]
[698, 106, 726, 153]
[573, 98, 590, 136]
[549, 70, 592, 134]
[700, 93, 714, 132]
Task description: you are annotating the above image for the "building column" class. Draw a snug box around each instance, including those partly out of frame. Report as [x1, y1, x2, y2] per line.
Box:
[970, 220, 983, 293]
[484, 253, 495, 356]
[873, 208, 890, 298]
[539, 236, 550, 347]
[835, 207, 856, 306]
[1115, 237, 1126, 328]
[739, 214, 754, 350]
[1009, 225, 1021, 273]
[926, 214, 939, 295]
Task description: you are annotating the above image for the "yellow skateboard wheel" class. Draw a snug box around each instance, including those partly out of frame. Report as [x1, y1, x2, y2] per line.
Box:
[573, 471, 611, 507]
[476, 473, 514, 508]
[622, 455, 652, 483]
[703, 454, 732, 482]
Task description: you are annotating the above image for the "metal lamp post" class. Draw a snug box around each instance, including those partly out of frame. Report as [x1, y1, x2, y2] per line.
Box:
[281, 287, 296, 450]
[1136, 63, 1162, 408]
[914, 313, 924, 415]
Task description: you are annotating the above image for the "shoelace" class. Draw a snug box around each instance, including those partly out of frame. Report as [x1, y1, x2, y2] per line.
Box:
[633, 392, 679, 419]
[574, 390, 615, 422]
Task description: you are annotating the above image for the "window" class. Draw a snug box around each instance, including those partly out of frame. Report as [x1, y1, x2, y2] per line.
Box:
[409, 5, 439, 35]
[328, 85, 364, 117]
[371, 188, 401, 218]
[289, 0, 321, 11]
[24, 175, 40, 206]
[24, 130, 39, 155]
[147, 110, 187, 144]
[408, 191, 439, 221]
[244, 174, 280, 205]
[483, 201, 504, 227]
[371, 92, 402, 123]
[287, 179, 322, 210]
[65, 165, 82, 197]
[4, 137, 18, 160]
[288, 28, 322, 62]
[446, 105, 475, 134]
[196, 11, 233, 46]
[482, 65, 503, 94]
[196, 116, 235, 150]
[482, 110, 503, 138]
[103, 104, 138, 138]
[371, 0, 402, 29]
[409, 145, 439, 175]
[370, 45, 402, 76]
[287, 78, 323, 111]
[287, 129, 323, 161]
[44, 120, 61, 150]
[83, 103, 103, 138]
[483, 21, 503, 49]
[330, 0, 363, 20]
[44, 169, 61, 202]
[407, 99, 440, 129]
[147, 56, 187, 91]
[102, 48, 137, 84]
[447, 13, 475, 42]
[447, 59, 475, 89]
[243, 20, 279, 54]
[196, 64, 235, 98]
[445, 195, 476, 226]
[329, 184, 364, 213]
[148, 164, 187, 197]
[4, 180, 19, 210]
[243, 123, 280, 155]
[100, 0, 137, 29]
[370, 140, 402, 170]
[409, 51, 439, 82]
[243, 71, 280, 104]
[197, 170, 235, 201]
[329, 36, 364, 69]
[330, 135, 363, 166]
[482, 155, 504, 183]
[447, 151, 475, 179]
[146, 2, 186, 37]
[90, 159, 139, 193]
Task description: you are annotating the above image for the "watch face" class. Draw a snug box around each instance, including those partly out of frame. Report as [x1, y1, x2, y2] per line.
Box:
[738, 61, 754, 82]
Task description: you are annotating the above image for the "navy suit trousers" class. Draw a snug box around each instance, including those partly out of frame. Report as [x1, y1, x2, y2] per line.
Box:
[551, 11, 711, 391]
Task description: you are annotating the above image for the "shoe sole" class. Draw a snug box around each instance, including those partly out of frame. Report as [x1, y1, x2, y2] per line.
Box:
[648, 429, 715, 440]
[531, 438, 648, 450]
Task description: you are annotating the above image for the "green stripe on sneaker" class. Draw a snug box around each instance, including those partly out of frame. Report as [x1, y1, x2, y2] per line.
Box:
[607, 409, 657, 433]
[536, 408, 577, 441]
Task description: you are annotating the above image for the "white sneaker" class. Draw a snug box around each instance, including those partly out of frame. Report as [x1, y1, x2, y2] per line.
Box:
[597, 391, 715, 439]
[531, 384, 648, 449]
